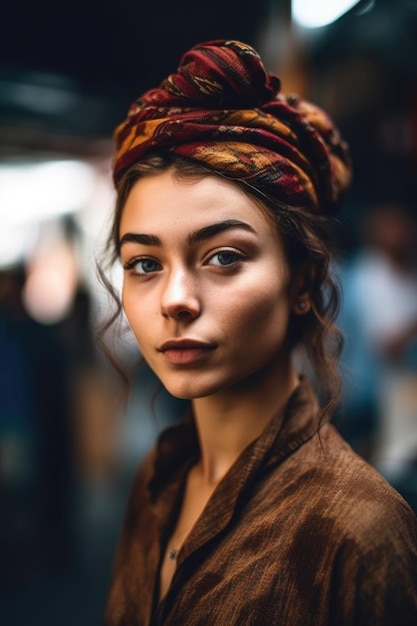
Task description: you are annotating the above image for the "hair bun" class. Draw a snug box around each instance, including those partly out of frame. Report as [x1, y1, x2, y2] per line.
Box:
[155, 39, 281, 109]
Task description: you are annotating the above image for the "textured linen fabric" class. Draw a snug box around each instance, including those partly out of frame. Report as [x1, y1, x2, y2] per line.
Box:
[112, 40, 351, 216]
[105, 379, 417, 625]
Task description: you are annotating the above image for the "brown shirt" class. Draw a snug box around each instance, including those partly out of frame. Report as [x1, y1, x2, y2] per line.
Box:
[105, 379, 417, 625]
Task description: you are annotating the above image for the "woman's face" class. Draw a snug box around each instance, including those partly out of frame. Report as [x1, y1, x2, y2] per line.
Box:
[119, 169, 296, 400]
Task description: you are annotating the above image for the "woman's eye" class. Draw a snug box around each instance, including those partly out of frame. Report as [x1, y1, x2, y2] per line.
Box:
[125, 258, 162, 274]
[208, 250, 245, 267]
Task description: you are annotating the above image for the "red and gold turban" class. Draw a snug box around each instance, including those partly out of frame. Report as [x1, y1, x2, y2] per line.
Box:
[113, 39, 352, 215]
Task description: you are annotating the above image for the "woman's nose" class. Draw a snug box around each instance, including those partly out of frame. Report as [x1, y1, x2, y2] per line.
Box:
[160, 268, 201, 321]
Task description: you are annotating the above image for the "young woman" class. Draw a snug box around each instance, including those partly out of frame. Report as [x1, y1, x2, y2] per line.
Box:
[104, 40, 417, 625]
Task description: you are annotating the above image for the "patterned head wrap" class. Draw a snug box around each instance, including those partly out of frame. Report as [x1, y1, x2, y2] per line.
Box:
[113, 39, 352, 215]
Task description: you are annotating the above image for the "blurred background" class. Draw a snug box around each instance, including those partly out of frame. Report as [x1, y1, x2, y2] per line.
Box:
[1, 1, 417, 624]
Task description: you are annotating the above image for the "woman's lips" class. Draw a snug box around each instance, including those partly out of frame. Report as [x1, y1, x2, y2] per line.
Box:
[159, 340, 216, 365]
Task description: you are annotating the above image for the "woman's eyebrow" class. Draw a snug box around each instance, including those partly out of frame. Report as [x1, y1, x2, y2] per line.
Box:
[187, 219, 256, 244]
[119, 219, 256, 249]
[119, 233, 161, 248]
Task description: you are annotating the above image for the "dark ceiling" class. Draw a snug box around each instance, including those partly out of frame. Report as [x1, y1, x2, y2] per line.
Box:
[1, 0, 417, 217]
[0, 0, 270, 150]
[1, 1, 267, 89]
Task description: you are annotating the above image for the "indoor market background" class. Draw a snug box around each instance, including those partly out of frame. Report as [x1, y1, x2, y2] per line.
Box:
[1, 1, 417, 624]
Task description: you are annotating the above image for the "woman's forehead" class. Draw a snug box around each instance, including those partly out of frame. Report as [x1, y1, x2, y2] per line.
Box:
[120, 170, 275, 234]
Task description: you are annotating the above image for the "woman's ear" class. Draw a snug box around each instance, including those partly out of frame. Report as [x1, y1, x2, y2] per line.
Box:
[291, 265, 315, 316]
[293, 298, 311, 315]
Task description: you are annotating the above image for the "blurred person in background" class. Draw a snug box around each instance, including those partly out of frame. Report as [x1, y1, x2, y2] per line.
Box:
[338, 202, 417, 484]
[100, 40, 417, 626]
[357, 203, 417, 364]
[0, 251, 120, 625]
[0, 265, 74, 596]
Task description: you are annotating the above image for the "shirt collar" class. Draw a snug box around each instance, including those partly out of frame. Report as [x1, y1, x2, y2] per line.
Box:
[148, 377, 321, 502]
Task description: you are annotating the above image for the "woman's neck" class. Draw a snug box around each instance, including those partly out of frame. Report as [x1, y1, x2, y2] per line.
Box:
[191, 359, 299, 486]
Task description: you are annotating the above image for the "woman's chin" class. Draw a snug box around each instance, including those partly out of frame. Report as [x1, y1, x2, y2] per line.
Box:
[162, 378, 220, 401]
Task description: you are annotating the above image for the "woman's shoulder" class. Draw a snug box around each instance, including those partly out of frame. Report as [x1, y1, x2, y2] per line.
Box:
[289, 423, 417, 545]
[261, 425, 417, 610]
